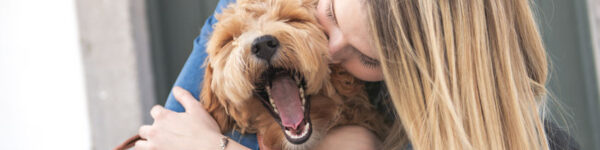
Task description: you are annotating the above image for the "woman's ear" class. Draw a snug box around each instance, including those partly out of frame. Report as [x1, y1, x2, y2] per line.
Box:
[200, 63, 234, 133]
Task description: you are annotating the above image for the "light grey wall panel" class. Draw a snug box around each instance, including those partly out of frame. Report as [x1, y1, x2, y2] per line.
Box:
[76, 0, 155, 149]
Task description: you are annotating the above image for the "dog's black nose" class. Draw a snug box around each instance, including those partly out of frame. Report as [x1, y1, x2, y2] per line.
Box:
[251, 35, 279, 61]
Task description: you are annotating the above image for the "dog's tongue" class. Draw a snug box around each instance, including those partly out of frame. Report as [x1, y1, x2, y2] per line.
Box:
[270, 75, 304, 129]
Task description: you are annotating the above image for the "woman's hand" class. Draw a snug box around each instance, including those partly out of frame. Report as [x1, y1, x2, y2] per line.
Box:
[134, 87, 224, 150]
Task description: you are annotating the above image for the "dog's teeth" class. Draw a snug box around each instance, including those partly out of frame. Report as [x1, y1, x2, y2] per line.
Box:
[299, 88, 305, 101]
[300, 123, 310, 137]
[300, 88, 306, 110]
[295, 76, 301, 86]
[266, 86, 272, 96]
[266, 86, 279, 114]
[271, 101, 276, 109]
[269, 98, 278, 114]
[273, 106, 279, 114]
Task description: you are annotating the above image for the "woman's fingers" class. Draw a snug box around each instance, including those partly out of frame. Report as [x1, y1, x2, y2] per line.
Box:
[134, 140, 154, 150]
[138, 125, 154, 139]
[150, 105, 169, 120]
[172, 87, 212, 122]
[172, 86, 200, 113]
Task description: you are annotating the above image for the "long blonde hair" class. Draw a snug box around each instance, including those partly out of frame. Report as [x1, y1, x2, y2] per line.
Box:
[365, 0, 550, 149]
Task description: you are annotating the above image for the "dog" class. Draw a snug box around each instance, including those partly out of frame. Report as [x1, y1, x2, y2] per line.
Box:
[115, 0, 386, 149]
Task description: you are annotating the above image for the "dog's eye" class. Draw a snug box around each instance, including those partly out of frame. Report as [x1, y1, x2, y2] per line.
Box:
[220, 37, 234, 47]
[286, 18, 305, 23]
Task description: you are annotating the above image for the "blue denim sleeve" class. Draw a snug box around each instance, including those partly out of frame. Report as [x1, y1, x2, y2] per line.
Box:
[162, 0, 259, 149]
[164, 0, 233, 113]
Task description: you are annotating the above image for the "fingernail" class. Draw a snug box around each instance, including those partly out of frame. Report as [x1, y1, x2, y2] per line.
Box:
[173, 87, 181, 96]
[151, 105, 161, 116]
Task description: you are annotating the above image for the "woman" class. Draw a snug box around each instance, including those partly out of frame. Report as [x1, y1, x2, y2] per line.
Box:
[135, 0, 578, 149]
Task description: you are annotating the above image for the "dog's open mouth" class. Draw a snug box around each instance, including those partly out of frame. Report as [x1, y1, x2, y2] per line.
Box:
[255, 68, 312, 144]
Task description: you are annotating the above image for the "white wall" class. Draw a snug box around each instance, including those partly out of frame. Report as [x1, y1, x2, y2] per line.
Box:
[0, 0, 91, 149]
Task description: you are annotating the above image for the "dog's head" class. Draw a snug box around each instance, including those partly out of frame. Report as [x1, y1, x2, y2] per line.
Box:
[202, 0, 337, 147]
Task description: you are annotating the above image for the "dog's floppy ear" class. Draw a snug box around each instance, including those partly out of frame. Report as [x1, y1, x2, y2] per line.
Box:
[200, 62, 234, 133]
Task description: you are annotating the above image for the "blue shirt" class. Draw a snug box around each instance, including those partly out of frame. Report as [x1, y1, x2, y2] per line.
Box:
[162, 0, 260, 149]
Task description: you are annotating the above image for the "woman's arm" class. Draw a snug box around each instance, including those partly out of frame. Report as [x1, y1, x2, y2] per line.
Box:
[316, 126, 381, 150]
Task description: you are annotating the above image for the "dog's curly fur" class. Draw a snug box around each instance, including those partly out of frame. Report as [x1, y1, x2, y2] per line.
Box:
[203, 0, 387, 149]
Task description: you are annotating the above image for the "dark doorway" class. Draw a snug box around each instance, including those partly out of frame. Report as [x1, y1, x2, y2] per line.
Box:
[147, 0, 219, 105]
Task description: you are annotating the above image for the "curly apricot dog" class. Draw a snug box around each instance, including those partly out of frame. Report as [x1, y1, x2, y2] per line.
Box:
[115, 0, 386, 149]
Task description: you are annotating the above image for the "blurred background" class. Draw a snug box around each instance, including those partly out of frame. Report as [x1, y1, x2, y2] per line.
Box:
[0, 0, 599, 149]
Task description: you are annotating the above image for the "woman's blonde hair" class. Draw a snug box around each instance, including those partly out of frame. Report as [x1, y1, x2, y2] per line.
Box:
[365, 0, 550, 149]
